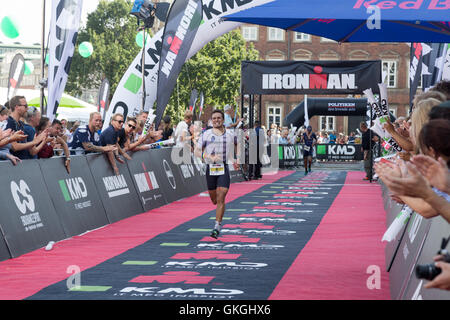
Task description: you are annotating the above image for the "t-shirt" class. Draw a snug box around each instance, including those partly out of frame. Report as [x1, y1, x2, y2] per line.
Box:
[5, 116, 35, 160]
[99, 125, 120, 146]
[69, 125, 100, 152]
[329, 133, 336, 144]
[362, 129, 376, 151]
[197, 128, 237, 164]
[224, 113, 233, 128]
[303, 132, 317, 147]
[175, 121, 190, 148]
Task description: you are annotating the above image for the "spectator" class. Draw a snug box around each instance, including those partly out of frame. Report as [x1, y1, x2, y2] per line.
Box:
[278, 129, 289, 145]
[59, 118, 72, 142]
[5, 96, 48, 160]
[224, 104, 243, 129]
[69, 111, 116, 155]
[175, 110, 194, 150]
[161, 115, 174, 141]
[0, 104, 9, 130]
[348, 132, 356, 144]
[360, 121, 379, 181]
[328, 131, 336, 144]
[23, 106, 48, 159]
[322, 132, 330, 144]
[429, 100, 450, 120]
[430, 80, 450, 101]
[0, 125, 25, 165]
[119, 117, 149, 152]
[410, 98, 441, 153]
[35, 117, 71, 173]
[100, 113, 132, 175]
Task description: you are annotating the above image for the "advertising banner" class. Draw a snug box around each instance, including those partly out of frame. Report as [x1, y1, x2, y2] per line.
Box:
[86, 153, 143, 223]
[103, 0, 273, 130]
[7, 53, 25, 101]
[241, 60, 382, 95]
[47, 0, 83, 119]
[39, 156, 110, 237]
[315, 144, 363, 161]
[0, 160, 66, 258]
[126, 150, 168, 212]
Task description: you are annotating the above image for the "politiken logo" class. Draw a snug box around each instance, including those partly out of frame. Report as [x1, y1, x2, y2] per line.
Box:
[11, 180, 35, 214]
[163, 159, 177, 189]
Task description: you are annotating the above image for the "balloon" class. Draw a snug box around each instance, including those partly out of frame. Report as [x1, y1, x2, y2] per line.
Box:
[78, 41, 93, 58]
[135, 30, 150, 48]
[24, 61, 34, 75]
[1, 16, 19, 39]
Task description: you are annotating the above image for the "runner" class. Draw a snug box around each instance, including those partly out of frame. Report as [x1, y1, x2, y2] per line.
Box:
[301, 125, 317, 175]
[195, 109, 240, 239]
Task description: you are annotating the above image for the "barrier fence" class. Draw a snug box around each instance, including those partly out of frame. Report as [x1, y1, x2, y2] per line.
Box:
[380, 181, 450, 300]
[0, 147, 245, 261]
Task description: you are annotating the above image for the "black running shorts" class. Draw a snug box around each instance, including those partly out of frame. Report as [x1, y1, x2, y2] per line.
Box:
[206, 164, 231, 190]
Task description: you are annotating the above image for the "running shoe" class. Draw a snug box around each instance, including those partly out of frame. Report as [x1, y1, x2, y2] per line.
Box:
[210, 229, 220, 239]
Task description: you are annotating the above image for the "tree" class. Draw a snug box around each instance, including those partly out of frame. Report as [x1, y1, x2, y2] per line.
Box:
[165, 29, 259, 124]
[66, 0, 142, 97]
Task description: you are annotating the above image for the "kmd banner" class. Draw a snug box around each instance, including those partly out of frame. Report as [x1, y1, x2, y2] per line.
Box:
[103, 0, 273, 130]
[47, 0, 83, 120]
[7, 53, 25, 101]
[241, 60, 382, 95]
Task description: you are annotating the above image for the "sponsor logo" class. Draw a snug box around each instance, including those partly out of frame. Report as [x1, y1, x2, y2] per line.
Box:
[102, 175, 130, 198]
[134, 171, 159, 193]
[180, 164, 195, 179]
[283, 145, 296, 160]
[353, 0, 449, 10]
[114, 286, 244, 299]
[130, 271, 214, 284]
[160, 0, 200, 77]
[262, 67, 356, 91]
[197, 243, 284, 250]
[328, 145, 356, 155]
[221, 228, 296, 236]
[171, 250, 241, 260]
[162, 261, 268, 270]
[58, 177, 91, 210]
[239, 217, 306, 223]
[163, 159, 177, 189]
[10, 180, 43, 232]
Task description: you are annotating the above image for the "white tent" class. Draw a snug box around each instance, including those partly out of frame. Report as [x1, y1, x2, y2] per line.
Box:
[0, 87, 98, 124]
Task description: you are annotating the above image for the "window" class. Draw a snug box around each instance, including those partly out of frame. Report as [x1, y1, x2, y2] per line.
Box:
[319, 116, 335, 132]
[242, 26, 258, 41]
[407, 63, 422, 88]
[293, 32, 311, 42]
[382, 61, 398, 88]
[293, 49, 312, 61]
[267, 27, 284, 41]
[266, 49, 285, 61]
[267, 104, 283, 128]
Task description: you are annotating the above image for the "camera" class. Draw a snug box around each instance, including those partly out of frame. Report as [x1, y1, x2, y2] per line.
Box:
[415, 236, 450, 281]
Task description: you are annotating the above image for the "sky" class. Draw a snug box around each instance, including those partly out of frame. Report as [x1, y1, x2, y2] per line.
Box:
[0, 0, 105, 46]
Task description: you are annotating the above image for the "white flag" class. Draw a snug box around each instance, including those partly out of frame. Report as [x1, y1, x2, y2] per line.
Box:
[304, 95, 309, 127]
[47, 0, 83, 120]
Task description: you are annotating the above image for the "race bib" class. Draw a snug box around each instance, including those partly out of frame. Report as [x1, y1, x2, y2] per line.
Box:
[304, 145, 310, 152]
[209, 164, 225, 176]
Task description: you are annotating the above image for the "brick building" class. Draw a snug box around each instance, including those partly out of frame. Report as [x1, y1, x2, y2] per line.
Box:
[239, 25, 412, 135]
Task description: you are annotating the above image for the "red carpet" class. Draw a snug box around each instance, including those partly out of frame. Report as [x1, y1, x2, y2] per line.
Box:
[0, 170, 293, 300]
[269, 171, 390, 300]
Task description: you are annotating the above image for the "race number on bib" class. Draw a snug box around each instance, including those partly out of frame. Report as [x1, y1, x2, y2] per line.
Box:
[304, 146, 310, 152]
[209, 164, 225, 176]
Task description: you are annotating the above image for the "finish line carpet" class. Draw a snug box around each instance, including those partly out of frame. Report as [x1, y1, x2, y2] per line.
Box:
[0, 170, 390, 300]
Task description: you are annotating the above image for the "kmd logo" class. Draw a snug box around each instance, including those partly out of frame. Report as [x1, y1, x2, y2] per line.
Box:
[283, 146, 296, 160]
[328, 145, 356, 155]
[163, 159, 176, 189]
[11, 180, 35, 214]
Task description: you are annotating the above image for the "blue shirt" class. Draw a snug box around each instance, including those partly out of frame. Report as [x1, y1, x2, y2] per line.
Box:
[99, 125, 120, 146]
[69, 125, 100, 151]
[303, 132, 317, 147]
[329, 133, 336, 144]
[5, 116, 35, 160]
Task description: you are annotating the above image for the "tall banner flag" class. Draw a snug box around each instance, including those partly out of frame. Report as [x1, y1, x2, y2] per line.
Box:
[155, 0, 203, 128]
[303, 95, 309, 128]
[103, 0, 273, 130]
[7, 53, 25, 101]
[47, 0, 83, 120]
[98, 78, 110, 118]
[409, 43, 423, 110]
[188, 88, 198, 112]
[422, 43, 447, 92]
[198, 91, 204, 118]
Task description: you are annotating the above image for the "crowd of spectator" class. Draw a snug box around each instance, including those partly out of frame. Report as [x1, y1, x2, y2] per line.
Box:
[373, 80, 450, 292]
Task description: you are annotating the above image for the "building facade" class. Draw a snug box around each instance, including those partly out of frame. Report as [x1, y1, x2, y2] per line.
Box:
[240, 25, 412, 135]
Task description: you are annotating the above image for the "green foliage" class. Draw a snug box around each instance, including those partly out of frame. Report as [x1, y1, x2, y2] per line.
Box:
[165, 30, 258, 124]
[66, 0, 141, 97]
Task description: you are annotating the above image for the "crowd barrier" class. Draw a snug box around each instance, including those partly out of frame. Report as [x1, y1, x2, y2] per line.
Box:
[0, 147, 245, 261]
[380, 181, 450, 300]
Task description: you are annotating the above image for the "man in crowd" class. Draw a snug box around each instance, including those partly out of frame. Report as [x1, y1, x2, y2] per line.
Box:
[248, 120, 264, 180]
[195, 109, 240, 239]
[69, 111, 116, 155]
[224, 104, 243, 129]
[175, 110, 194, 151]
[360, 121, 378, 181]
[5, 96, 49, 160]
[100, 113, 132, 175]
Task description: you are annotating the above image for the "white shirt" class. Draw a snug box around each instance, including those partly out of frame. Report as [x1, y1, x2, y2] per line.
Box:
[175, 120, 190, 148]
[197, 128, 237, 164]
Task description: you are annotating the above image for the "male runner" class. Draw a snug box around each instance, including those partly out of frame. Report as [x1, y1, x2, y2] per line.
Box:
[195, 109, 240, 238]
[301, 125, 317, 175]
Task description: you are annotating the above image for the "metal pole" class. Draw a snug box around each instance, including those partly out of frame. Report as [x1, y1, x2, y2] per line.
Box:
[40, 0, 46, 115]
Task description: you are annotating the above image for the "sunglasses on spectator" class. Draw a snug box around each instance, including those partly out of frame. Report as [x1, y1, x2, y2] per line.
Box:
[128, 123, 136, 129]
[114, 119, 124, 124]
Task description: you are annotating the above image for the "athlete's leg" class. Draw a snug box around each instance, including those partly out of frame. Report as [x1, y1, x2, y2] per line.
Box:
[214, 187, 229, 223]
[308, 155, 312, 172]
[208, 190, 217, 205]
